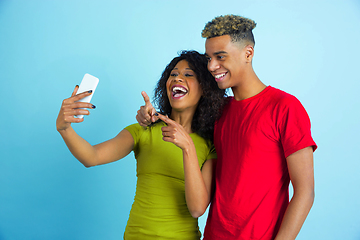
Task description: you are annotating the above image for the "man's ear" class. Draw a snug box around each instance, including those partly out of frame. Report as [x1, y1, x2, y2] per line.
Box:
[244, 45, 254, 63]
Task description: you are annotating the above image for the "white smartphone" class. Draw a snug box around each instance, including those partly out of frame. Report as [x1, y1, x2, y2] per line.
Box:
[75, 73, 99, 118]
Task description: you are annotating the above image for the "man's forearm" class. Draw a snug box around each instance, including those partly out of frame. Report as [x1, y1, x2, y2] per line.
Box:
[274, 191, 314, 240]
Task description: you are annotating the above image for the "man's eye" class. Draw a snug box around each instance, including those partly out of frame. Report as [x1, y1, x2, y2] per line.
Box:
[206, 57, 211, 61]
[218, 56, 224, 60]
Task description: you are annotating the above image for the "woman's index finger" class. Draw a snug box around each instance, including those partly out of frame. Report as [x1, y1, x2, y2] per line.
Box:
[156, 113, 175, 126]
[72, 90, 93, 102]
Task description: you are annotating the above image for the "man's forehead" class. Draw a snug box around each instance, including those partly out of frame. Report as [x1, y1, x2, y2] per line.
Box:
[206, 36, 247, 56]
[205, 35, 231, 53]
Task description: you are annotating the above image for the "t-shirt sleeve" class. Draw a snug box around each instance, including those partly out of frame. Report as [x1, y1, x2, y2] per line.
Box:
[191, 135, 218, 169]
[207, 144, 217, 160]
[125, 123, 143, 153]
[279, 96, 317, 158]
[199, 143, 217, 170]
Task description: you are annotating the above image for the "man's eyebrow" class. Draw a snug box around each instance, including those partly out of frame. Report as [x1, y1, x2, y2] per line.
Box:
[205, 51, 228, 56]
[214, 51, 227, 55]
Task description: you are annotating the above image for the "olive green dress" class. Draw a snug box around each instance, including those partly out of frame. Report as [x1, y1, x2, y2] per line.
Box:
[124, 122, 216, 240]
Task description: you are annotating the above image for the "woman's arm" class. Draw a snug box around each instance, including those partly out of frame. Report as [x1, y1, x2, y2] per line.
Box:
[156, 113, 214, 218]
[56, 86, 134, 167]
[183, 146, 215, 218]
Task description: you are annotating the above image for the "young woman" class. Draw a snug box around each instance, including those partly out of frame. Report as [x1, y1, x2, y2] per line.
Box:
[56, 51, 226, 239]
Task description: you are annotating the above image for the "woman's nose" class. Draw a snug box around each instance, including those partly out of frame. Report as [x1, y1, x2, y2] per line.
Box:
[173, 76, 183, 82]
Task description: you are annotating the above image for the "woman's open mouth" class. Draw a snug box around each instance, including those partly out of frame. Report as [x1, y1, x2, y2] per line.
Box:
[171, 85, 188, 99]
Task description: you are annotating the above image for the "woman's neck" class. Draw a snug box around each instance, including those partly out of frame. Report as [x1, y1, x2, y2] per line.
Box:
[170, 110, 195, 134]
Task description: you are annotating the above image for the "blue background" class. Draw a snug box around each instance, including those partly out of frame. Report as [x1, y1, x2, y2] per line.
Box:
[1, 0, 359, 239]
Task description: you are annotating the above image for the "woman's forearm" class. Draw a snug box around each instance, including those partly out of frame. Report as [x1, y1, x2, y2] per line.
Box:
[58, 126, 99, 167]
[182, 144, 210, 218]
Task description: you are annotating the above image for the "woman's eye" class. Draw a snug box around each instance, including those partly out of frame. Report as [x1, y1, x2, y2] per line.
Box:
[170, 73, 178, 77]
[185, 73, 194, 77]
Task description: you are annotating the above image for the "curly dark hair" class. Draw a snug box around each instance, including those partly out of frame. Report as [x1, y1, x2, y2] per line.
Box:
[202, 14, 256, 46]
[153, 50, 227, 141]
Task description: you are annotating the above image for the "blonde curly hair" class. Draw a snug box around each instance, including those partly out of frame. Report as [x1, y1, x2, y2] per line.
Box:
[202, 15, 256, 46]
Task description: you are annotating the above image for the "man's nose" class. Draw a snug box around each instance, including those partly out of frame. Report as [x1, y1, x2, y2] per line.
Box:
[208, 59, 220, 72]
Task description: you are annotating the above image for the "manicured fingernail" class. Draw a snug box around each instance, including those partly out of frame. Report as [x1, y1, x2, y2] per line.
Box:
[88, 90, 93, 93]
[92, 105, 96, 109]
[76, 85, 79, 88]
[154, 112, 158, 116]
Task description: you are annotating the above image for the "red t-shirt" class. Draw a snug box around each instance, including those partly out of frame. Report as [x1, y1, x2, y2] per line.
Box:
[204, 86, 317, 240]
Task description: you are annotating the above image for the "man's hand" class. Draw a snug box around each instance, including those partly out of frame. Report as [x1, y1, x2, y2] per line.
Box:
[136, 91, 158, 127]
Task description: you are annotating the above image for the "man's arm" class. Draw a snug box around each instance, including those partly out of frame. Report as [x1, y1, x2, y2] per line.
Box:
[274, 146, 315, 240]
[136, 91, 158, 126]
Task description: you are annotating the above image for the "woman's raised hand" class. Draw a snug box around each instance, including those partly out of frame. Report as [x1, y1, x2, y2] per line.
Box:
[56, 85, 96, 132]
[156, 113, 193, 151]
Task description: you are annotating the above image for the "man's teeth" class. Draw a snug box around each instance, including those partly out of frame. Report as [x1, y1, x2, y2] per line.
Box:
[215, 73, 226, 79]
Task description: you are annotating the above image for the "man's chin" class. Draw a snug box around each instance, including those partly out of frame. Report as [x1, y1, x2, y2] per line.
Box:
[217, 81, 229, 90]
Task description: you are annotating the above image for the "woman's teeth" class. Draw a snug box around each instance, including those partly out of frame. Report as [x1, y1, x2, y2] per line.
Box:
[172, 86, 188, 97]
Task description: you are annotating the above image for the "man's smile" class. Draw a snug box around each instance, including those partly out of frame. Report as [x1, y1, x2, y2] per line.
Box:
[214, 72, 228, 82]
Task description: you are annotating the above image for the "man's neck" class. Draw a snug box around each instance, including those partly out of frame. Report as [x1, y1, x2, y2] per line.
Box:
[231, 70, 266, 101]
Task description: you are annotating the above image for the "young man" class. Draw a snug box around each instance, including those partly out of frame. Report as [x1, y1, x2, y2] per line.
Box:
[201, 15, 317, 240]
[136, 15, 317, 240]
